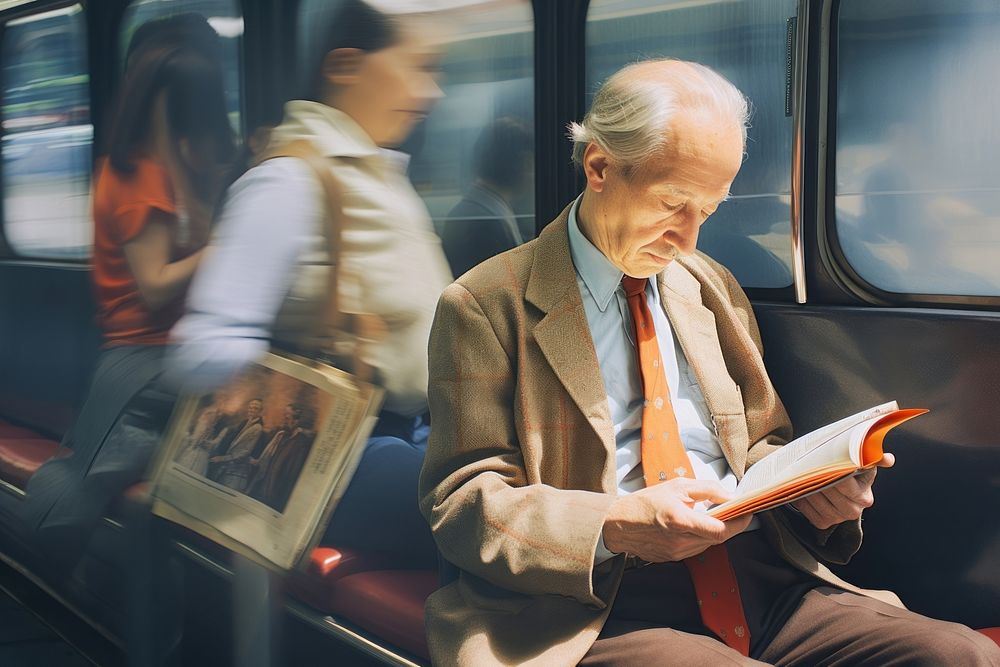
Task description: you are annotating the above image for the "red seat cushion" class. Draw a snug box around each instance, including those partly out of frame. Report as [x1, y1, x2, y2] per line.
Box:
[287, 547, 399, 613]
[0, 436, 69, 490]
[979, 627, 1000, 649]
[324, 569, 437, 660]
[0, 421, 51, 440]
[305, 546, 397, 582]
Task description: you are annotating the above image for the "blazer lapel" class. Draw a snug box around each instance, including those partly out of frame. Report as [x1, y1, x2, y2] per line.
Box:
[526, 211, 616, 477]
[658, 261, 748, 475]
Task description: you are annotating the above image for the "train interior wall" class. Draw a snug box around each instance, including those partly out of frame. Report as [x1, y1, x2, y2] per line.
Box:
[756, 303, 1000, 629]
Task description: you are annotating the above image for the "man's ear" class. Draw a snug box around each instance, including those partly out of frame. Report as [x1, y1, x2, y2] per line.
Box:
[322, 48, 365, 87]
[582, 142, 612, 193]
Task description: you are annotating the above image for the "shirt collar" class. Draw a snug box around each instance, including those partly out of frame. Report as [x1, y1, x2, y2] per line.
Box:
[273, 100, 382, 160]
[380, 147, 411, 173]
[568, 196, 624, 312]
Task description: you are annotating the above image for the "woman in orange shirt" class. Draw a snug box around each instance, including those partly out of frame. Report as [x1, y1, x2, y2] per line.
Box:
[17, 14, 235, 571]
[94, 13, 234, 345]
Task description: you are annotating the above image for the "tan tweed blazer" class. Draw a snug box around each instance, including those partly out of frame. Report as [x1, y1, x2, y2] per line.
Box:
[419, 206, 902, 667]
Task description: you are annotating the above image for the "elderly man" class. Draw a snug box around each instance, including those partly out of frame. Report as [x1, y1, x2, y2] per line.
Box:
[419, 60, 999, 666]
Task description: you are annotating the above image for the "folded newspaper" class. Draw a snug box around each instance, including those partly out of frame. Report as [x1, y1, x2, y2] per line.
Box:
[708, 401, 927, 521]
[149, 352, 383, 571]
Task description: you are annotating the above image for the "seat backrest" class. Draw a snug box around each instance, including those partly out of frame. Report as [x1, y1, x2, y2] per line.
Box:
[0, 264, 101, 439]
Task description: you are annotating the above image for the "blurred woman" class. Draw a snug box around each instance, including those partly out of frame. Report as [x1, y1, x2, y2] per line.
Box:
[17, 14, 235, 569]
[169, 0, 452, 566]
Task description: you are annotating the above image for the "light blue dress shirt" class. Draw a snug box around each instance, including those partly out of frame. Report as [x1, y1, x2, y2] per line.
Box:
[566, 199, 755, 563]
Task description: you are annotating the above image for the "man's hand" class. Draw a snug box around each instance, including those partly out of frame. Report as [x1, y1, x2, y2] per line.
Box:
[602, 478, 753, 563]
[791, 453, 895, 530]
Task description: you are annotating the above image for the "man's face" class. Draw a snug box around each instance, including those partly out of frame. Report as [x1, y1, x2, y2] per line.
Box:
[581, 110, 744, 278]
[283, 407, 297, 430]
[246, 400, 263, 420]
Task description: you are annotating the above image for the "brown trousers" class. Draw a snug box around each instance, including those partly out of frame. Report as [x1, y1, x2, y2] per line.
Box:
[581, 532, 1000, 666]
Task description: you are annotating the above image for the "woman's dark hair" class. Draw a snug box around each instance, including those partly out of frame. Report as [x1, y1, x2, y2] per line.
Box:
[125, 12, 221, 66]
[106, 13, 236, 200]
[298, 0, 400, 103]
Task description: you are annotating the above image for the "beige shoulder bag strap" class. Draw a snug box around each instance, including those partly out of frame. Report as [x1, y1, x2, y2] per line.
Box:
[253, 140, 376, 382]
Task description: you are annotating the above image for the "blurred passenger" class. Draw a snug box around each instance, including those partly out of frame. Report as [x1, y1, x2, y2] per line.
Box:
[247, 404, 313, 512]
[441, 116, 532, 276]
[208, 398, 265, 491]
[169, 0, 452, 567]
[14, 14, 235, 571]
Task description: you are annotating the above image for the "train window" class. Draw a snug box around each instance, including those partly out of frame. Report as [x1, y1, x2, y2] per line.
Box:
[586, 0, 796, 290]
[834, 1, 1000, 298]
[413, 1, 535, 278]
[301, 0, 535, 279]
[1, 4, 92, 260]
[121, 0, 244, 134]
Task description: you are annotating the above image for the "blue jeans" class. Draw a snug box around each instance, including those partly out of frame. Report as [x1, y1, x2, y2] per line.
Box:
[321, 413, 437, 569]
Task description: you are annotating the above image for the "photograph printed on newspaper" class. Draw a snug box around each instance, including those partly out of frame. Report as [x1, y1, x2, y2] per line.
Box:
[149, 352, 383, 571]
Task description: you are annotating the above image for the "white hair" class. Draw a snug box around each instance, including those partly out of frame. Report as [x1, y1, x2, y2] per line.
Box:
[569, 59, 750, 172]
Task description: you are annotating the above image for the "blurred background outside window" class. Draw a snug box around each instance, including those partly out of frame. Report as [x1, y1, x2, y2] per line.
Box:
[835, 0, 1000, 297]
[2, 4, 92, 259]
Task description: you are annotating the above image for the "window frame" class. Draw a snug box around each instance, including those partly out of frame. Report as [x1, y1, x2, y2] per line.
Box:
[820, 0, 1000, 310]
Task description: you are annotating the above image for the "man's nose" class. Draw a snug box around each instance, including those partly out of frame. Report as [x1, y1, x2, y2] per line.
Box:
[673, 209, 704, 254]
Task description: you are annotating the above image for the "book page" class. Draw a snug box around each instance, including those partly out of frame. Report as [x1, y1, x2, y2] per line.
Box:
[732, 401, 898, 499]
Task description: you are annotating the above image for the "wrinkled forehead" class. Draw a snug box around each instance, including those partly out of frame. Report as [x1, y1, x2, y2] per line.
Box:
[667, 106, 745, 153]
[628, 112, 744, 195]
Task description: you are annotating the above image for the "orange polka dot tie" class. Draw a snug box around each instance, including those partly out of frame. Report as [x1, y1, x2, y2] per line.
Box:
[622, 275, 751, 656]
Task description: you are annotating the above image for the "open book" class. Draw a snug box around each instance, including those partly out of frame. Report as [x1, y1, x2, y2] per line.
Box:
[707, 401, 927, 521]
[149, 352, 383, 571]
